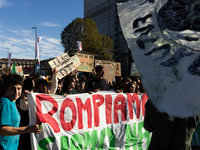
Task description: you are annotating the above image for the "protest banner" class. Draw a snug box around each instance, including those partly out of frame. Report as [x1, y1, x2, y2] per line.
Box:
[28, 92, 151, 150]
[130, 63, 140, 76]
[48, 53, 81, 79]
[118, 0, 200, 117]
[77, 53, 94, 72]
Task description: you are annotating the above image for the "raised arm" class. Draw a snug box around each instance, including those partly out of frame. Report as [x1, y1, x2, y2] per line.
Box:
[50, 68, 58, 94]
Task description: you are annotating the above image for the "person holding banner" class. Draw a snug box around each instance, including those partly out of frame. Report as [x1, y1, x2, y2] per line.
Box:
[33, 68, 58, 94]
[0, 74, 42, 150]
[19, 68, 58, 112]
[60, 75, 79, 96]
[87, 65, 109, 93]
[125, 82, 136, 93]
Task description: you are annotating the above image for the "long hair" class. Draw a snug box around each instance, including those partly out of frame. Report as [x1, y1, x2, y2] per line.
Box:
[62, 75, 74, 92]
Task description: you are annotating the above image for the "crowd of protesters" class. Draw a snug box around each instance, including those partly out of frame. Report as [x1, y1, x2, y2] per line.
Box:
[0, 65, 145, 150]
[1, 65, 197, 150]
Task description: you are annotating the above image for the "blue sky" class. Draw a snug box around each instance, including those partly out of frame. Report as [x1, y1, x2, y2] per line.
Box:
[0, 0, 83, 60]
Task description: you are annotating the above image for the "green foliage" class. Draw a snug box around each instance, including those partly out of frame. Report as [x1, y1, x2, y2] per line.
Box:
[61, 18, 84, 54]
[82, 18, 102, 54]
[101, 35, 114, 60]
[61, 17, 114, 60]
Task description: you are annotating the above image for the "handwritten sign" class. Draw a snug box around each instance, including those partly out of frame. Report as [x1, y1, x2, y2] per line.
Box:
[103, 64, 115, 83]
[28, 92, 150, 150]
[95, 60, 115, 82]
[77, 53, 94, 72]
[114, 62, 121, 76]
[95, 60, 121, 77]
[48, 53, 81, 79]
[118, 0, 200, 117]
[16, 65, 23, 76]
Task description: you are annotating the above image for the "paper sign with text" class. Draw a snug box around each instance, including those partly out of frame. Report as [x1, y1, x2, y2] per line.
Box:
[48, 53, 81, 79]
[114, 62, 121, 76]
[95, 60, 121, 77]
[102, 64, 115, 83]
[77, 53, 94, 72]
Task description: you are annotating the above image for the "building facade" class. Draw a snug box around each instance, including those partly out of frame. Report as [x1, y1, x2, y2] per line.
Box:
[0, 58, 35, 75]
[84, 0, 132, 76]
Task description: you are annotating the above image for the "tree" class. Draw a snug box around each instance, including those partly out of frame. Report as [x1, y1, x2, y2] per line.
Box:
[61, 17, 114, 60]
[61, 18, 84, 54]
[101, 35, 114, 60]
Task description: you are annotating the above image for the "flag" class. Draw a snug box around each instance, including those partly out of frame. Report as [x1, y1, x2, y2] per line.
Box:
[77, 41, 82, 51]
[8, 53, 12, 67]
[10, 61, 16, 73]
[36, 36, 42, 65]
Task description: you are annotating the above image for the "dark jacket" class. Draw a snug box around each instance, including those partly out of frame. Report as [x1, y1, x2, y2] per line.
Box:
[144, 100, 199, 150]
[87, 78, 109, 92]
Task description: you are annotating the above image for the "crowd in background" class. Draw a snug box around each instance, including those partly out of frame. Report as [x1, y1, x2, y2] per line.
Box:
[0, 65, 145, 150]
[0, 65, 199, 150]
[5, 67, 144, 97]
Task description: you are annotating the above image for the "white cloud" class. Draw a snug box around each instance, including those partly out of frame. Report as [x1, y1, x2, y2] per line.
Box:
[41, 21, 60, 27]
[6, 29, 32, 37]
[44, 37, 61, 45]
[38, 39, 64, 59]
[0, 29, 63, 60]
[0, 0, 11, 8]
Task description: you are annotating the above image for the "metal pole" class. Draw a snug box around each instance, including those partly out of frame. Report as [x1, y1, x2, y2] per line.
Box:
[6, 47, 9, 74]
[32, 27, 37, 77]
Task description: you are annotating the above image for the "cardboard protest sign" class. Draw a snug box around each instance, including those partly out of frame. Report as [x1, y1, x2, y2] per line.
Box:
[130, 63, 140, 76]
[118, 0, 200, 117]
[77, 53, 94, 72]
[95, 60, 115, 82]
[11, 64, 23, 76]
[114, 62, 121, 76]
[70, 55, 81, 67]
[48, 53, 81, 79]
[103, 64, 115, 83]
[15, 65, 23, 76]
[28, 92, 150, 150]
[95, 60, 121, 77]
